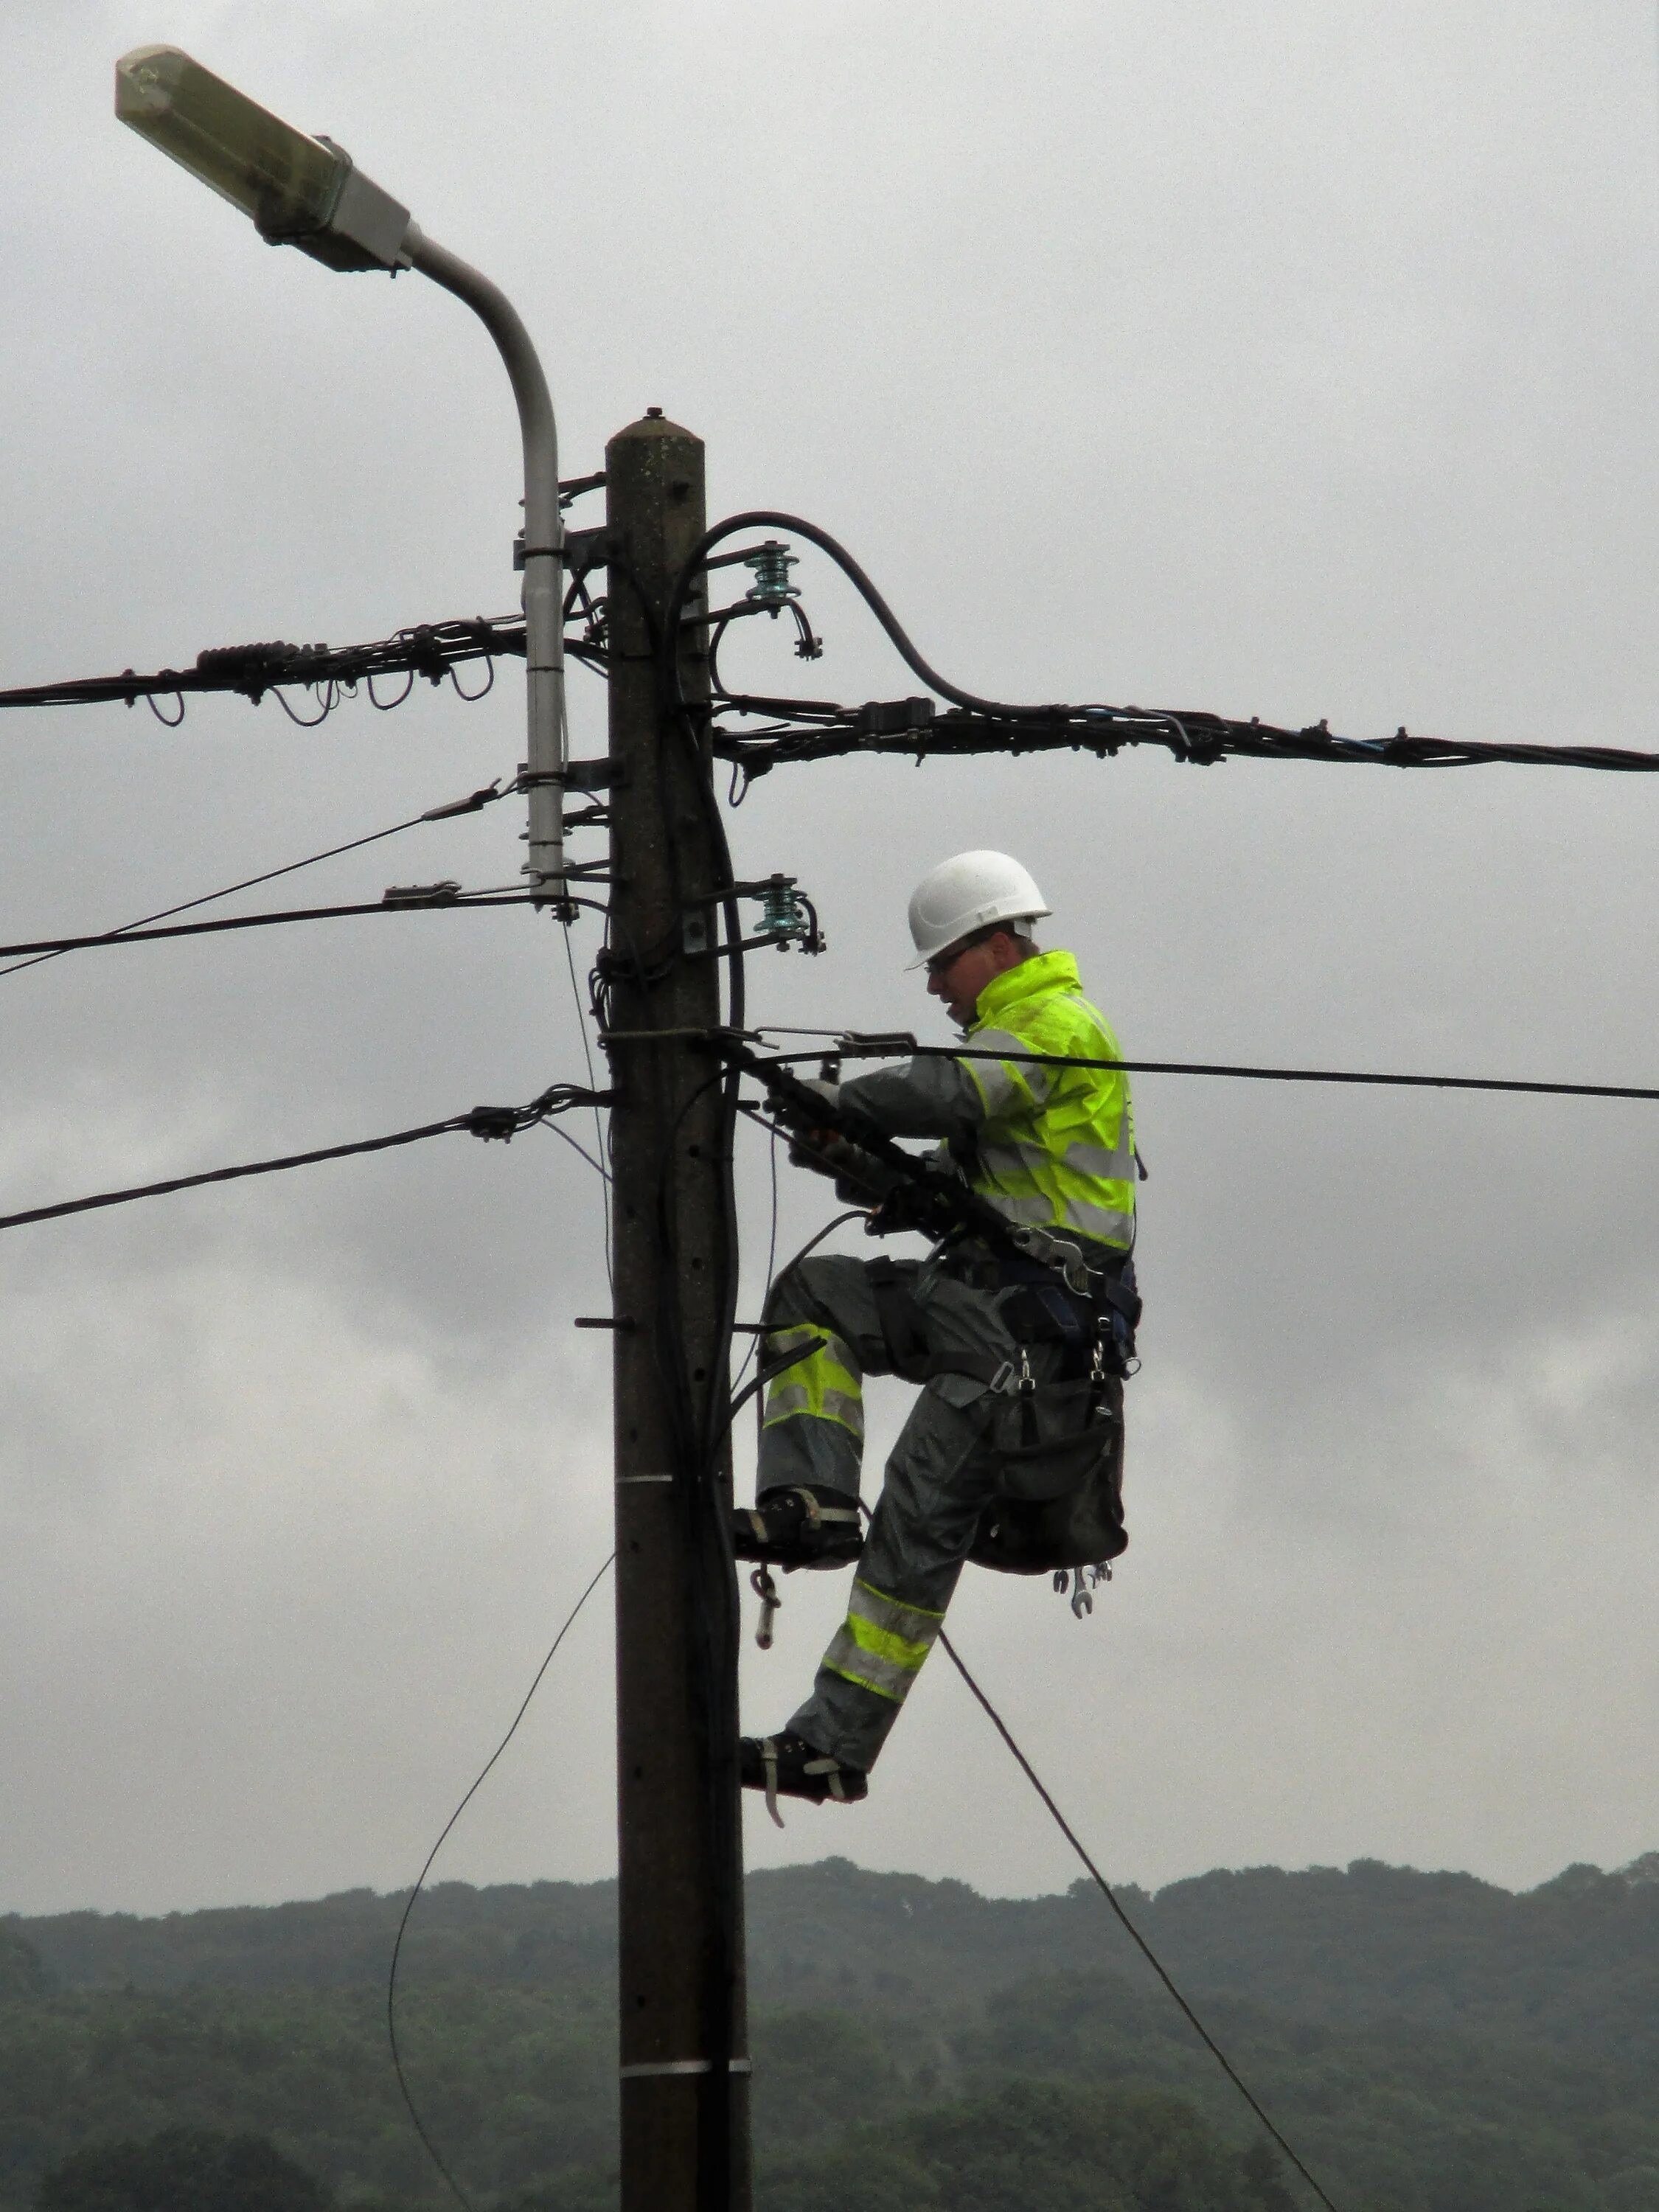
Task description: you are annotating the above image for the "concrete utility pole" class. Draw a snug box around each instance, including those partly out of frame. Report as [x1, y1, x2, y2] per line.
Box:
[604, 413, 752, 2212]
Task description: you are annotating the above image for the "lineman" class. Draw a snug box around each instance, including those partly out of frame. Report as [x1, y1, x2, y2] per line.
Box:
[736, 851, 1138, 1813]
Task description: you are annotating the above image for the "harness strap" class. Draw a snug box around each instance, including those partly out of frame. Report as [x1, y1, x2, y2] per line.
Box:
[864, 1255, 932, 1379]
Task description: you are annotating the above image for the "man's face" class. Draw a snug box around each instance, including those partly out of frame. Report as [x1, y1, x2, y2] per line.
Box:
[925, 931, 1012, 1029]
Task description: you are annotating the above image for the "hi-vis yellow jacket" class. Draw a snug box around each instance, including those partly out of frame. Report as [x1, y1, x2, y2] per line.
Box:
[838, 948, 1136, 1253]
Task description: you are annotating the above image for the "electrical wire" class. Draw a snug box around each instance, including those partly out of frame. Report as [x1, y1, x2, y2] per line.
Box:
[540, 1120, 612, 1183]
[761, 1038, 1659, 1107]
[938, 1630, 1341, 2212]
[682, 509, 1060, 722]
[0, 781, 508, 983]
[0, 890, 540, 966]
[16, 516, 1659, 778]
[387, 1552, 616, 2212]
[0, 1082, 608, 1235]
[675, 510, 1659, 782]
[731, 1125, 780, 1397]
[563, 914, 614, 1293]
[719, 1208, 869, 1441]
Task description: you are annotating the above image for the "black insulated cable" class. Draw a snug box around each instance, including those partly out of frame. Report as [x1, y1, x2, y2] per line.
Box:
[15, 566, 1659, 776]
[676, 509, 1061, 721]
[0, 890, 540, 966]
[765, 1039, 1659, 1107]
[0, 782, 509, 983]
[0, 1082, 610, 1235]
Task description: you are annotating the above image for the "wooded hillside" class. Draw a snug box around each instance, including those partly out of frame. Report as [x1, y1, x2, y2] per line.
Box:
[4, 1854, 1657, 2211]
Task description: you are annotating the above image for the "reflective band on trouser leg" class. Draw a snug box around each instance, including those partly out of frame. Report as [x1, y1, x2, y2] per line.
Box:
[823, 1578, 944, 1705]
[762, 1326, 865, 1442]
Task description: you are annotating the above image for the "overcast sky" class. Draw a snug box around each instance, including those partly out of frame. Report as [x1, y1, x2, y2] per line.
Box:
[4, 0, 1659, 1922]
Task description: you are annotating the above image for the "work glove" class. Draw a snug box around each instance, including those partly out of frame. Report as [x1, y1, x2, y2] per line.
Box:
[781, 1077, 850, 1179]
[788, 1127, 886, 1194]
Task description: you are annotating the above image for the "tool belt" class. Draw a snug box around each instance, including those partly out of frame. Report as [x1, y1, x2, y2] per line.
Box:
[970, 1371, 1127, 1576]
[862, 1248, 1133, 1577]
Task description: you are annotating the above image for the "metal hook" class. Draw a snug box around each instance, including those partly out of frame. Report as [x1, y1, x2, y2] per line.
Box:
[750, 1565, 781, 1650]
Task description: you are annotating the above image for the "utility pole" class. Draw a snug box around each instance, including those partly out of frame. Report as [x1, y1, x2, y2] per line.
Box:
[604, 413, 751, 2212]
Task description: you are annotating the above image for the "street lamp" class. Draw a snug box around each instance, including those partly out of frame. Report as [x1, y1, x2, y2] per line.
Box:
[114, 45, 568, 905]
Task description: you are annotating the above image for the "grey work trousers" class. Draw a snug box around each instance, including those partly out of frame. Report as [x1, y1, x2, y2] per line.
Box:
[757, 1249, 1063, 1773]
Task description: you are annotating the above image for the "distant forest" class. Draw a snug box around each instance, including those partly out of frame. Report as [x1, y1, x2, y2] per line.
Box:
[4, 1851, 1659, 2211]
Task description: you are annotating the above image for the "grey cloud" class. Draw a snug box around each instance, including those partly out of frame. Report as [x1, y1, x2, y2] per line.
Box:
[1, 0, 1656, 1913]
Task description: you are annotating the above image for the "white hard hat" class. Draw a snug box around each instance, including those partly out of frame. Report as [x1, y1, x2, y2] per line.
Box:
[905, 850, 1051, 968]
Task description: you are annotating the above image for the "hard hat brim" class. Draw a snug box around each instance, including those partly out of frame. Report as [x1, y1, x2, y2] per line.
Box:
[903, 908, 1048, 970]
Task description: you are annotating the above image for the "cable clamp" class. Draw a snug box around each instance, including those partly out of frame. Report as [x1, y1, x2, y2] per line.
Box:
[852, 696, 936, 737]
[420, 780, 502, 821]
[381, 880, 462, 906]
[518, 757, 625, 791]
[464, 1105, 522, 1142]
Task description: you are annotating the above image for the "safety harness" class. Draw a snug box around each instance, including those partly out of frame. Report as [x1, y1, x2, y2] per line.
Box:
[718, 1035, 1139, 1590]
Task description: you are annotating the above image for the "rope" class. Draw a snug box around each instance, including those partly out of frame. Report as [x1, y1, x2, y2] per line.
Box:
[388, 1554, 616, 2212]
[939, 1630, 1342, 2211]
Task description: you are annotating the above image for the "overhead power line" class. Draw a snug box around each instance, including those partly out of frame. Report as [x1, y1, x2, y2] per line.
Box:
[686, 509, 1659, 784]
[0, 779, 510, 983]
[0, 616, 526, 718]
[754, 1036, 1659, 1107]
[0, 1082, 611, 1235]
[7, 511, 1659, 781]
[0, 888, 546, 966]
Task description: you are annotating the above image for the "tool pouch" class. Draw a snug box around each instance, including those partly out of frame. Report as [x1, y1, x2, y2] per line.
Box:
[969, 1372, 1127, 1573]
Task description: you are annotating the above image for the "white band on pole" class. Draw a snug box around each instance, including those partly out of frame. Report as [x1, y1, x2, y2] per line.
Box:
[619, 2058, 752, 2079]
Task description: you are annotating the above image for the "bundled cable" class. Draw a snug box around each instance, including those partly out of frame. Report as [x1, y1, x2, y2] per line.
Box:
[9, 513, 1659, 779]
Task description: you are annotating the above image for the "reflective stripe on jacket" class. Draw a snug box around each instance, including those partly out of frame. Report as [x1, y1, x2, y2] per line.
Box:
[839, 947, 1135, 1252]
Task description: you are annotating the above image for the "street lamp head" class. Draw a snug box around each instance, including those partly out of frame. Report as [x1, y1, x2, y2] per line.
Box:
[114, 46, 411, 273]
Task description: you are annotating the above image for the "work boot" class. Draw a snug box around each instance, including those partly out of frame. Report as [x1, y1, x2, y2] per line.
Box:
[740, 1731, 869, 1826]
[731, 1485, 862, 1571]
